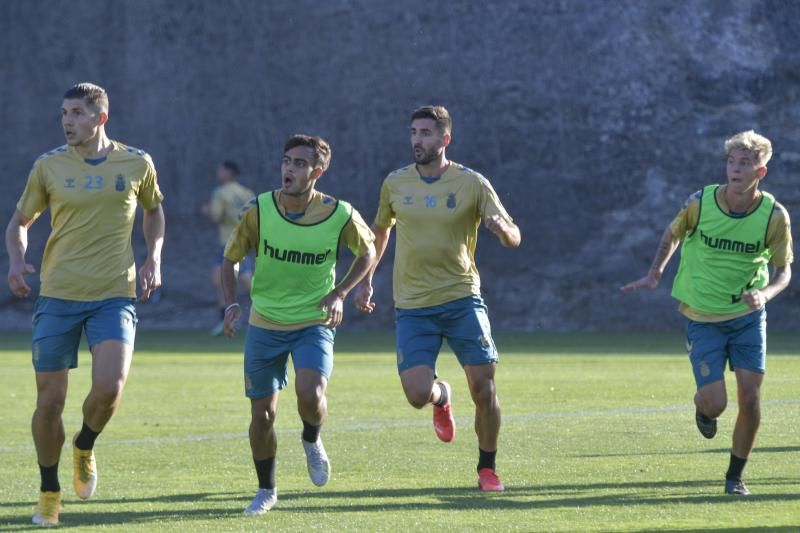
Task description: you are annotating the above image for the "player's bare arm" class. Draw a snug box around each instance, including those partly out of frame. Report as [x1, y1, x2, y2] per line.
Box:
[138, 204, 165, 302]
[484, 214, 521, 248]
[742, 264, 792, 310]
[220, 258, 242, 337]
[5, 209, 36, 299]
[354, 224, 392, 313]
[319, 242, 377, 327]
[620, 225, 680, 292]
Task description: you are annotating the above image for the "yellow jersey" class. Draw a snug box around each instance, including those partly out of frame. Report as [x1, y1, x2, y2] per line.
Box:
[16, 141, 163, 301]
[670, 186, 793, 322]
[374, 162, 513, 309]
[210, 181, 255, 245]
[224, 189, 375, 331]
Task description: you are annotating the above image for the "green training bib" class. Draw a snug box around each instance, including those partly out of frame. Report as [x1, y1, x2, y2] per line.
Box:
[251, 191, 352, 325]
[672, 185, 775, 314]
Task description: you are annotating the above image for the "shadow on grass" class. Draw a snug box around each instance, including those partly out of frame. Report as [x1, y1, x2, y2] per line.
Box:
[1, 479, 798, 529]
[0, 492, 244, 530]
[277, 478, 800, 510]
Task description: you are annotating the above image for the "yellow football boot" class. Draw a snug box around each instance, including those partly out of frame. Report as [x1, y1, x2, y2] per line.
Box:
[72, 433, 97, 499]
[32, 491, 61, 526]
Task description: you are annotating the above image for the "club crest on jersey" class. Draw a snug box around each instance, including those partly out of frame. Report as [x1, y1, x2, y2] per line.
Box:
[447, 193, 456, 209]
[403, 196, 413, 205]
[115, 174, 126, 191]
[64, 178, 75, 189]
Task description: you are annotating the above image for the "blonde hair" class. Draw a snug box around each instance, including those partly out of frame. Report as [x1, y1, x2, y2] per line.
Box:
[724, 130, 773, 167]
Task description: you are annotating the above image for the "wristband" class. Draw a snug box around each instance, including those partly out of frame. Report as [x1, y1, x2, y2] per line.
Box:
[225, 303, 241, 314]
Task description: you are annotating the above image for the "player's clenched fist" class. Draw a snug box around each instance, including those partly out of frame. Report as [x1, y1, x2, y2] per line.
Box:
[7, 262, 35, 298]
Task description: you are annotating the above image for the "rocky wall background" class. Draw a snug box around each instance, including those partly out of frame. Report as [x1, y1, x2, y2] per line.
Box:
[1, 0, 798, 331]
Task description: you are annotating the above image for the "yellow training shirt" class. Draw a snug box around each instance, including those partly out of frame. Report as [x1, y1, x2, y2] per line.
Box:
[210, 181, 255, 245]
[224, 189, 375, 331]
[374, 162, 513, 309]
[670, 186, 793, 322]
[16, 142, 163, 301]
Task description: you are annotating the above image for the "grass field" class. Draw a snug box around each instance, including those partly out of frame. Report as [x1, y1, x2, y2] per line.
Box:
[0, 330, 798, 532]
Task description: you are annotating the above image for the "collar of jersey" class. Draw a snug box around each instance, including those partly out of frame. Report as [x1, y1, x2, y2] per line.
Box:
[84, 156, 108, 166]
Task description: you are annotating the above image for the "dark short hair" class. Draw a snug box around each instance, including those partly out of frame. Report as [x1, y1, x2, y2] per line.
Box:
[220, 160, 240, 177]
[410, 105, 451, 135]
[284, 134, 332, 171]
[63, 82, 109, 113]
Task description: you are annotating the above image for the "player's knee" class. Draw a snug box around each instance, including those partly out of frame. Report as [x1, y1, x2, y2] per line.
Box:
[297, 388, 325, 414]
[251, 407, 277, 429]
[405, 388, 430, 410]
[469, 379, 496, 408]
[400, 372, 435, 409]
[35, 398, 65, 420]
[91, 380, 124, 406]
[704, 398, 726, 418]
[739, 390, 760, 417]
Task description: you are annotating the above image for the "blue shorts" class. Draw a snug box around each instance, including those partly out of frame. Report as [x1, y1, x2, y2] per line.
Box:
[686, 308, 766, 388]
[243, 324, 335, 399]
[32, 296, 138, 372]
[395, 295, 498, 374]
[218, 246, 252, 274]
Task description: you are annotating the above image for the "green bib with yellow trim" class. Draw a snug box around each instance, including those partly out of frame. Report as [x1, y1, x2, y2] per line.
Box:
[251, 191, 352, 325]
[672, 185, 775, 314]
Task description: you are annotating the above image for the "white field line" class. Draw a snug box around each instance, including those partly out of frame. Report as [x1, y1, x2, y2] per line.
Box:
[0, 398, 798, 453]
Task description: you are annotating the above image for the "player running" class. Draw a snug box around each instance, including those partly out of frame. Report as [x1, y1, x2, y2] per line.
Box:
[5, 82, 165, 526]
[202, 160, 255, 335]
[621, 130, 793, 495]
[222, 134, 375, 515]
[355, 105, 521, 491]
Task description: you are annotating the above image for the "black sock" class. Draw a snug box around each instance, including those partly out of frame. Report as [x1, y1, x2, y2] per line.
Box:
[477, 448, 496, 471]
[39, 462, 60, 493]
[254, 457, 276, 489]
[302, 420, 321, 443]
[433, 382, 449, 407]
[74, 422, 100, 451]
[726, 453, 748, 481]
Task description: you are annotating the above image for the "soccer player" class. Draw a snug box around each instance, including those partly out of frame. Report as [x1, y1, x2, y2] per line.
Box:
[202, 160, 255, 336]
[4, 82, 165, 526]
[222, 134, 376, 515]
[621, 130, 793, 495]
[354, 105, 521, 491]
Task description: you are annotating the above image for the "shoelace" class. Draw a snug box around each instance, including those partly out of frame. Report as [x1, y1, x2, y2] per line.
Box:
[307, 444, 325, 465]
[39, 494, 60, 517]
[250, 490, 275, 510]
[77, 453, 95, 481]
